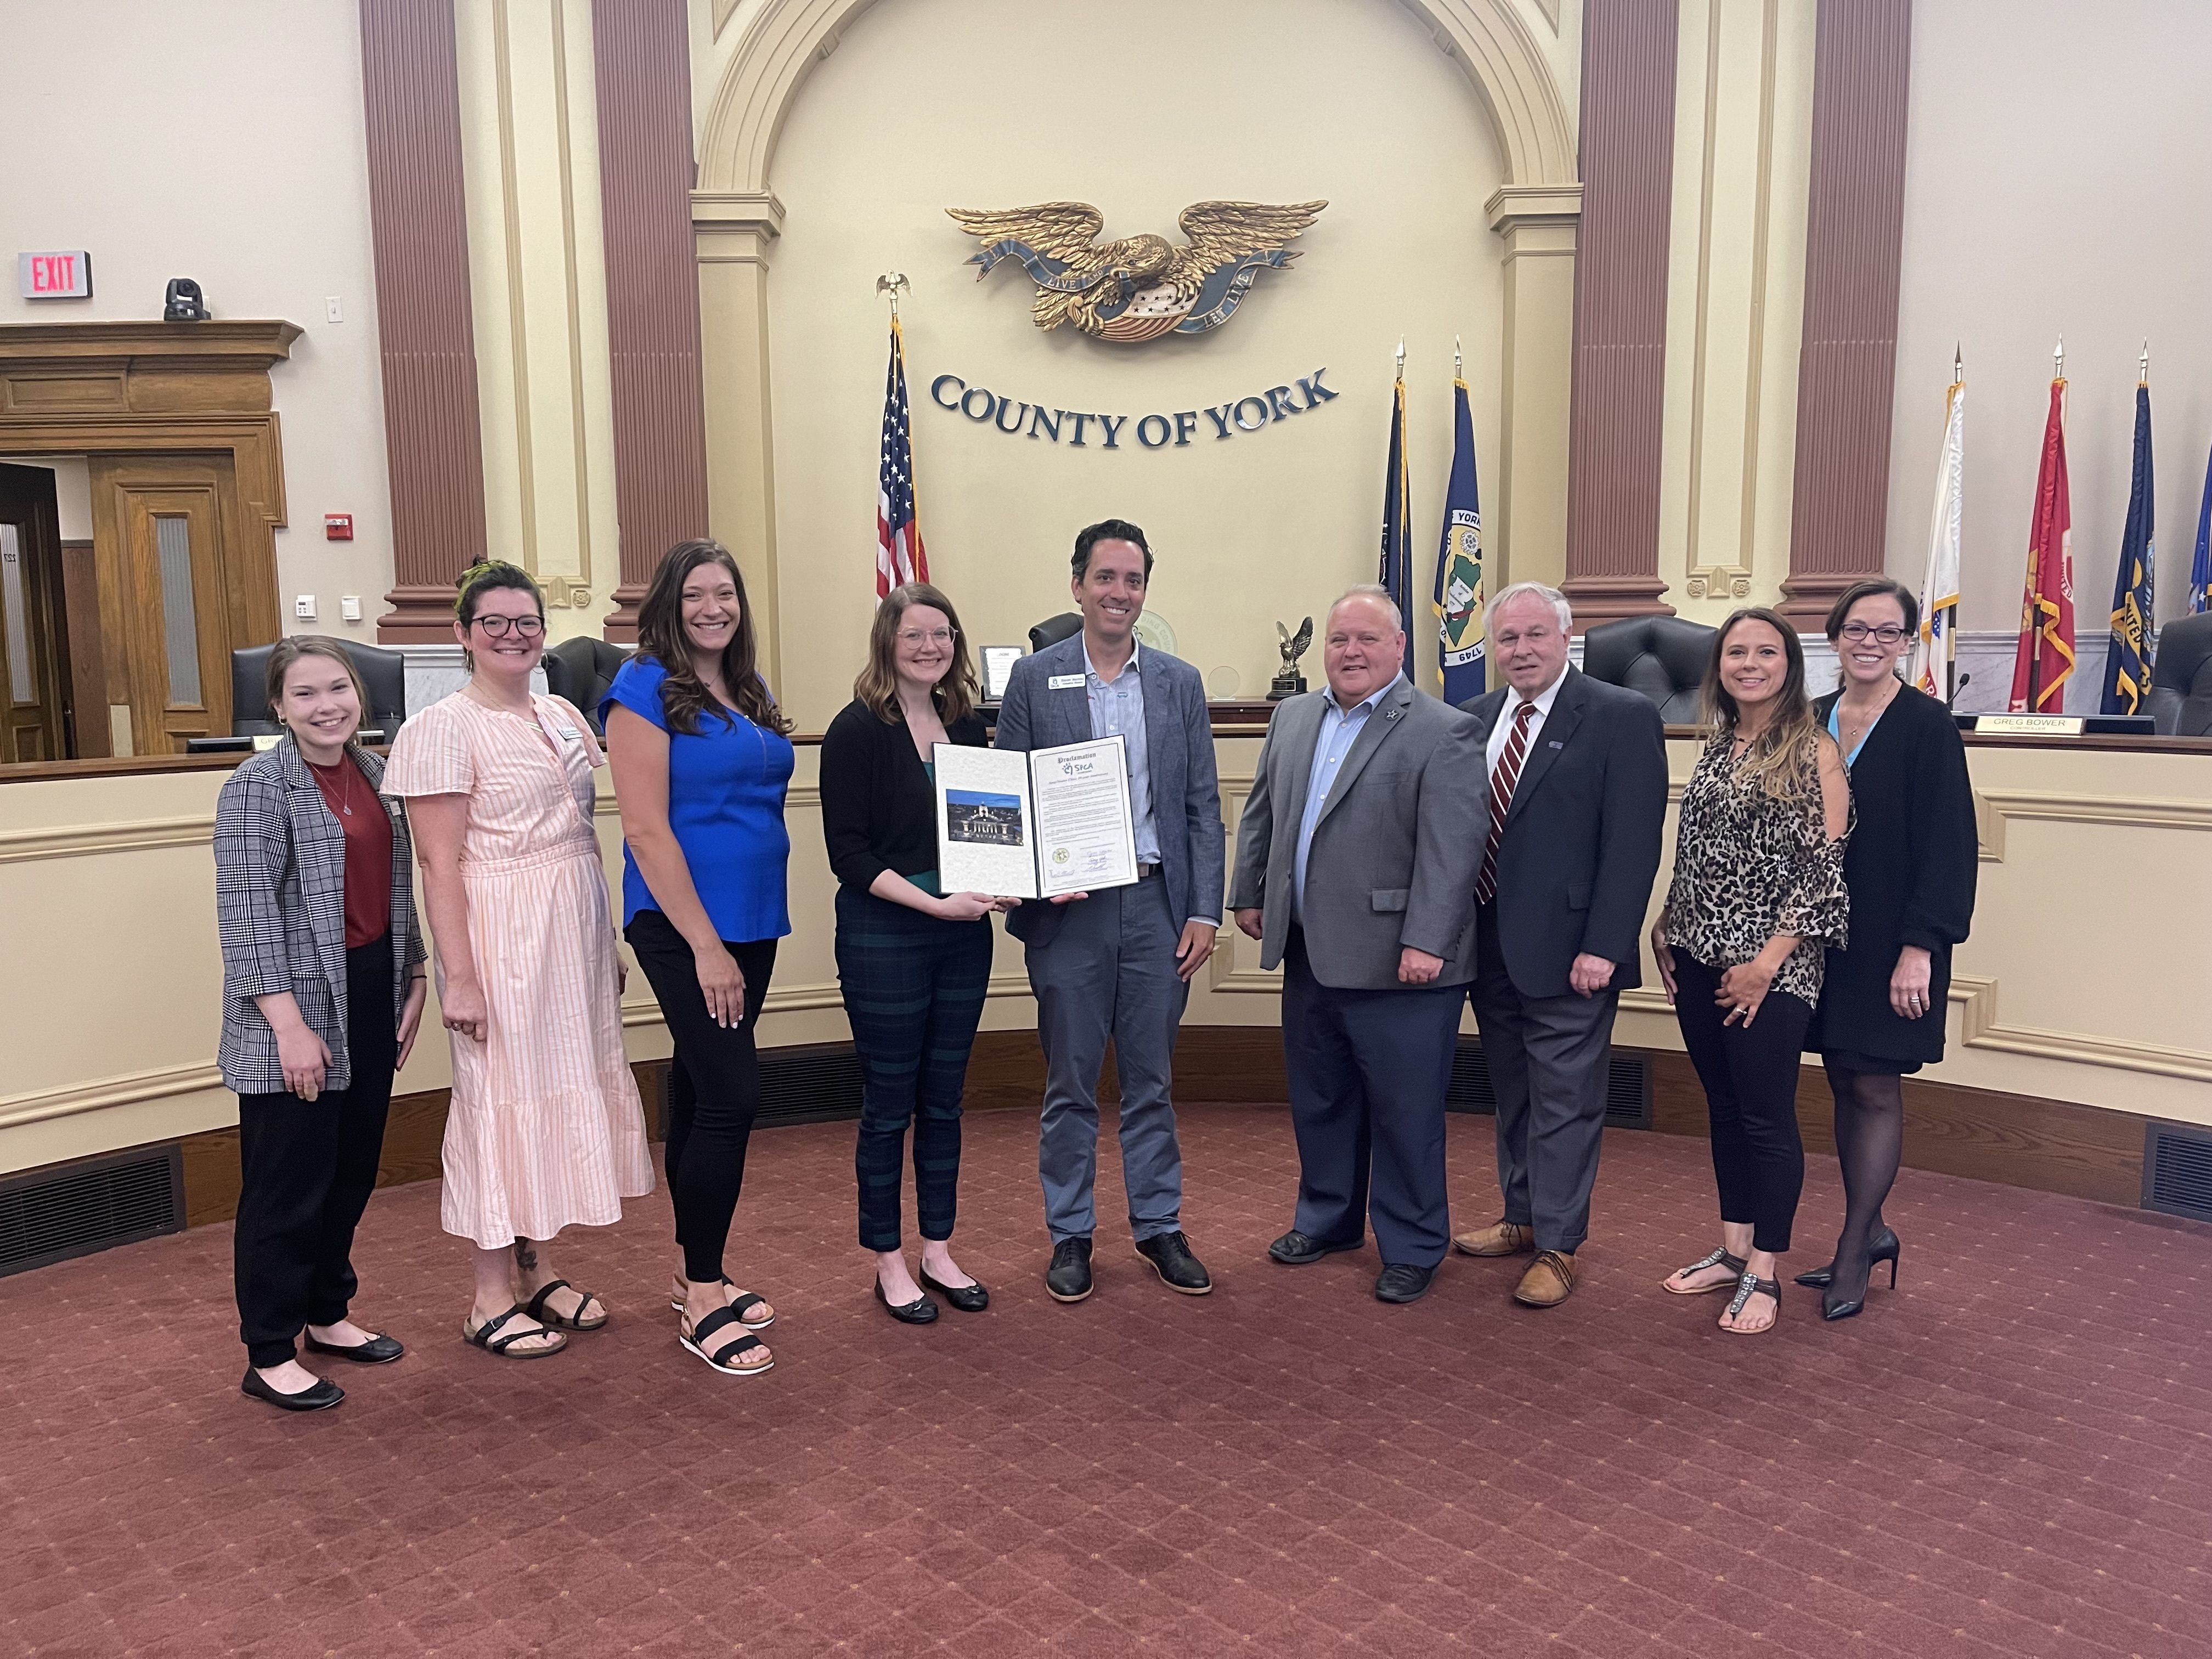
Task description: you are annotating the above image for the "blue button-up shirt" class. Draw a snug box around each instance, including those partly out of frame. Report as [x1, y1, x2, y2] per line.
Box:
[1085, 638, 1159, 865]
[1294, 675, 1399, 919]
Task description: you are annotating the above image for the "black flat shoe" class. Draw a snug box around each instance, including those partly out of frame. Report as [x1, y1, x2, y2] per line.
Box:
[303, 1331, 405, 1364]
[1268, 1228, 1363, 1265]
[240, 1367, 344, 1412]
[1135, 1231, 1212, 1294]
[918, 1265, 989, 1312]
[874, 1279, 939, 1324]
[1374, 1262, 1437, 1304]
[1046, 1237, 1094, 1303]
[1794, 1226, 1901, 1289]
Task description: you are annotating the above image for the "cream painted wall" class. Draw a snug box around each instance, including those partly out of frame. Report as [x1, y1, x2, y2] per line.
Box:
[1887, 0, 2212, 673]
[0, 0, 396, 634]
[746, 0, 1519, 731]
[1655, 0, 1815, 624]
[455, 0, 623, 644]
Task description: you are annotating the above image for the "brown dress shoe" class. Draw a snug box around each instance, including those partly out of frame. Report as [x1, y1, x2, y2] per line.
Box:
[1453, 1220, 1534, 1258]
[1513, 1250, 1577, 1307]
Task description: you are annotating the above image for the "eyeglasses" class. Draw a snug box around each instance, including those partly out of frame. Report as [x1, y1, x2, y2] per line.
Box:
[1839, 622, 1908, 645]
[473, 614, 545, 639]
[896, 628, 956, 646]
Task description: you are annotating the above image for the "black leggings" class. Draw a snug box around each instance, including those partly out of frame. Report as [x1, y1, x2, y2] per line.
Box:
[626, 909, 776, 1283]
[234, 936, 398, 1368]
[1672, 953, 1811, 1254]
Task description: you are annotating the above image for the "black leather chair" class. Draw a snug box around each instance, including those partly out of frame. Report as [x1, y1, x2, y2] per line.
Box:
[2148, 612, 2212, 737]
[540, 635, 629, 733]
[1579, 614, 1717, 725]
[231, 639, 409, 740]
[1029, 612, 1083, 653]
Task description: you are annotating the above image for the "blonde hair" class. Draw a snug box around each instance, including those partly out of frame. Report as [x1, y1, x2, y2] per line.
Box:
[854, 583, 979, 726]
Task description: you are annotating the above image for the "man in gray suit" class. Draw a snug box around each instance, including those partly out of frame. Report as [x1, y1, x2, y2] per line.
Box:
[996, 519, 1226, 1303]
[1451, 583, 1667, 1307]
[1231, 586, 1486, 1304]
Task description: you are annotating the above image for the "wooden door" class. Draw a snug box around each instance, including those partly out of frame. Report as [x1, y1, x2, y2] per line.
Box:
[89, 456, 240, 755]
[0, 463, 72, 763]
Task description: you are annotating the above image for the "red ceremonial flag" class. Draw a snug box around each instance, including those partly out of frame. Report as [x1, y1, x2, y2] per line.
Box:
[2007, 378, 2075, 712]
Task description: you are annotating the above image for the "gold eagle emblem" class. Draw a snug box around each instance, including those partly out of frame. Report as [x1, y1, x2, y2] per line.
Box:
[946, 199, 1328, 343]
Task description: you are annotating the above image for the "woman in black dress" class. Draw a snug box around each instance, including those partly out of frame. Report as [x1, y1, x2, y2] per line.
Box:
[1799, 578, 1978, 1320]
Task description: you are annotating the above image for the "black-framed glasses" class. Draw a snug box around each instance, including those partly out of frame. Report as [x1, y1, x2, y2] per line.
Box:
[1839, 622, 1907, 645]
[473, 614, 545, 639]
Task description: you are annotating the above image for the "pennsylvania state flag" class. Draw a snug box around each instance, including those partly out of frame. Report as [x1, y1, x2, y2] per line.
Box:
[1432, 378, 1486, 703]
[2100, 383, 2154, 715]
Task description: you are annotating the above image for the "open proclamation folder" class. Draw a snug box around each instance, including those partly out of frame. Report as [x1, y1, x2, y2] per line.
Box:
[933, 735, 1139, 901]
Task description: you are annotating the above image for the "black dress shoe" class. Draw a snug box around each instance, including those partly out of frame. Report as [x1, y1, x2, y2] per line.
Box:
[304, 1331, 405, 1364]
[874, 1279, 939, 1324]
[1794, 1226, 1901, 1289]
[1046, 1237, 1093, 1303]
[240, 1368, 344, 1412]
[1268, 1228, 1362, 1265]
[1135, 1231, 1212, 1295]
[918, 1265, 990, 1312]
[1374, 1262, 1437, 1304]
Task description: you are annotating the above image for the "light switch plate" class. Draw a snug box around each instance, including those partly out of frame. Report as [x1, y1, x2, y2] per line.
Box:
[340, 596, 363, 622]
[295, 595, 317, 620]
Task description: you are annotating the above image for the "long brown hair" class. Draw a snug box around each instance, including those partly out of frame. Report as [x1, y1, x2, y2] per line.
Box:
[854, 582, 979, 726]
[1701, 606, 1821, 799]
[635, 540, 791, 737]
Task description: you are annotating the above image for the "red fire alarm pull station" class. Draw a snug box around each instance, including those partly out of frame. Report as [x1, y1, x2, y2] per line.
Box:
[325, 514, 354, 541]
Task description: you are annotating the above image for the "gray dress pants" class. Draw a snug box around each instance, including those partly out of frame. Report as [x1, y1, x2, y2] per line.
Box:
[1025, 874, 1189, 1243]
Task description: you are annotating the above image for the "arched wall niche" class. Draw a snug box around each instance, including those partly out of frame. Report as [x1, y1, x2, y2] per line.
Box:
[690, 0, 1581, 711]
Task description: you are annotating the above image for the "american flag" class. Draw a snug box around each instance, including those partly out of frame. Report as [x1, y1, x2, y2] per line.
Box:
[877, 315, 928, 595]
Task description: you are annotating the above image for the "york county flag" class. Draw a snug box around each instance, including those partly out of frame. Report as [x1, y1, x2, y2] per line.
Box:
[2100, 383, 2155, 715]
[2191, 439, 2211, 616]
[1378, 369, 1415, 679]
[1432, 378, 1486, 703]
[1907, 378, 1965, 699]
[2007, 379, 2075, 713]
[876, 314, 928, 596]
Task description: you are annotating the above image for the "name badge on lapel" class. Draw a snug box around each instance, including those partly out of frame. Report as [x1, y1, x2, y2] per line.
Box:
[1548, 740, 1564, 749]
[1047, 674, 1086, 690]
[556, 724, 582, 742]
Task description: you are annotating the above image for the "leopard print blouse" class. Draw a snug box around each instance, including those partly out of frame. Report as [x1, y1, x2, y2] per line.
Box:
[1661, 731, 1850, 1005]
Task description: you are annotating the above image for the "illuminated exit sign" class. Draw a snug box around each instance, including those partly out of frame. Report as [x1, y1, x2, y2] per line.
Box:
[19, 251, 93, 299]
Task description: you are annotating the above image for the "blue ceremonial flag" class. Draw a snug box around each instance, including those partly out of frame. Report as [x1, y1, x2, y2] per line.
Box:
[1432, 377, 1486, 703]
[2191, 438, 2211, 616]
[1378, 365, 1415, 679]
[2100, 382, 2154, 715]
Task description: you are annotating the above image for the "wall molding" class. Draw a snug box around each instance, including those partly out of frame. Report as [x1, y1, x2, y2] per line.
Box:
[1951, 974, 2212, 1086]
[0, 815, 215, 865]
[0, 1062, 223, 1132]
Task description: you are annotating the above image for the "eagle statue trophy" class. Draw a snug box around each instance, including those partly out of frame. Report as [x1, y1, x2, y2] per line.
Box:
[946, 200, 1327, 343]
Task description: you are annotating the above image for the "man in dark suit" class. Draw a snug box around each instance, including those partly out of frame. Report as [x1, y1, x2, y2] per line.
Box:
[996, 520, 1226, 1304]
[1231, 586, 1486, 1304]
[1452, 582, 1668, 1307]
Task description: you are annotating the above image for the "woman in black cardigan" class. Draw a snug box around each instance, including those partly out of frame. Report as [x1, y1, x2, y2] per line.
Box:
[1801, 578, 1978, 1321]
[822, 582, 1015, 1323]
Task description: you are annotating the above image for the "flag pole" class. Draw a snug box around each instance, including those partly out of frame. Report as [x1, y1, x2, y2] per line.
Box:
[1453, 335, 1463, 381]
[2140, 338, 2150, 386]
[1946, 348, 1963, 706]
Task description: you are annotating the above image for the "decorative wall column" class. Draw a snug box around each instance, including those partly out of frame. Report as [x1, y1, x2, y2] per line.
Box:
[361, 0, 490, 642]
[1559, 0, 1681, 625]
[1778, 0, 1912, 627]
[594, 0, 712, 642]
[1488, 187, 1581, 594]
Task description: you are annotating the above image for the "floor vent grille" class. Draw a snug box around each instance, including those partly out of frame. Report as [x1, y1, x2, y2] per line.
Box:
[0, 1145, 185, 1278]
[2143, 1121, 2212, 1223]
[660, 1042, 866, 1132]
[1446, 1039, 1652, 1130]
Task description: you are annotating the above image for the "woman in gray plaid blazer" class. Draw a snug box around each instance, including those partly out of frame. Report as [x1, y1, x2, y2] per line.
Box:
[216, 640, 428, 1412]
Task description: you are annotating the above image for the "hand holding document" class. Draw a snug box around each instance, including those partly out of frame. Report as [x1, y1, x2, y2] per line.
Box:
[934, 735, 1139, 901]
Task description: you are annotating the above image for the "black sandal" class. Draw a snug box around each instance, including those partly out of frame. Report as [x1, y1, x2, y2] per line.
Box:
[1662, 1246, 1747, 1295]
[667, 1276, 774, 1330]
[523, 1278, 607, 1332]
[680, 1306, 773, 1376]
[463, 1305, 566, 1358]
[1721, 1271, 1781, 1335]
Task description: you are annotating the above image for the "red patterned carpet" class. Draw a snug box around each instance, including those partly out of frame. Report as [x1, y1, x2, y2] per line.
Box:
[3, 1102, 2208, 1659]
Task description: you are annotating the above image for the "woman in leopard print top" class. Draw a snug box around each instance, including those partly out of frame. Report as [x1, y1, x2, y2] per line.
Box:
[1651, 608, 1850, 1336]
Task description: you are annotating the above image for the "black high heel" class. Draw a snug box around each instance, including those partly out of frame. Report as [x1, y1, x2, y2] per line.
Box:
[1793, 1226, 1900, 1289]
[1819, 1236, 1902, 1321]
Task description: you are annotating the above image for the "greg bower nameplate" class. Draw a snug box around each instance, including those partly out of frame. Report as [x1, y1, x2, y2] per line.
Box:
[927, 369, 1339, 453]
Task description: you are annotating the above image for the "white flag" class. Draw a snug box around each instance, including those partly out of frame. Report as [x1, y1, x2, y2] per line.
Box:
[1908, 379, 1965, 698]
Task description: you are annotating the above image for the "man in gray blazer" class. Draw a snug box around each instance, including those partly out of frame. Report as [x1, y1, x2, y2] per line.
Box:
[996, 520, 1226, 1303]
[1451, 583, 1667, 1308]
[1231, 586, 1486, 1304]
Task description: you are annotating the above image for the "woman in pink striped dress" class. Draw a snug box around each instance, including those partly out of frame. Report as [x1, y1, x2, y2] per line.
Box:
[383, 562, 653, 1359]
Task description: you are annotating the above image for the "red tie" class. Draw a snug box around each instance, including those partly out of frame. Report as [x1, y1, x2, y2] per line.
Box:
[1475, 701, 1536, 905]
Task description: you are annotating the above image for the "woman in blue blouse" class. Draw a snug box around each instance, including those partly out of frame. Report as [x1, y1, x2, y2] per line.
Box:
[604, 540, 793, 1378]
